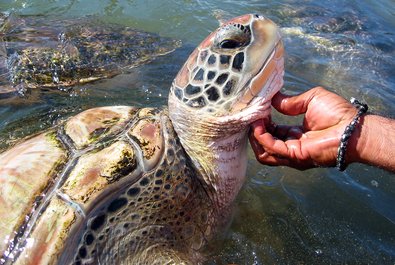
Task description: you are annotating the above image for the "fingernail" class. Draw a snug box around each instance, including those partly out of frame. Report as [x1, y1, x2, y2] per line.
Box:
[259, 152, 269, 159]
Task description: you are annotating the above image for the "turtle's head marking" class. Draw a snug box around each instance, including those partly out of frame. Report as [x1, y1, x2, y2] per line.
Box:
[169, 14, 284, 118]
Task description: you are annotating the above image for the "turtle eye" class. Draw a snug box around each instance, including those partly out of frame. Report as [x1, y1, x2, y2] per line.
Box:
[215, 24, 251, 50]
[219, 39, 242, 49]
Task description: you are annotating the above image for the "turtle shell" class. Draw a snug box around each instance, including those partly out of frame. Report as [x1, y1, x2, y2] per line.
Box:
[0, 14, 180, 97]
[0, 106, 212, 264]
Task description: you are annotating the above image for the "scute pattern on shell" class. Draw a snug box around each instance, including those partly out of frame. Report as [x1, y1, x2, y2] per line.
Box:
[0, 106, 214, 265]
[65, 113, 213, 264]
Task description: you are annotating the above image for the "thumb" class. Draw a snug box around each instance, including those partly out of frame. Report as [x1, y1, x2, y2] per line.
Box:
[272, 87, 323, 116]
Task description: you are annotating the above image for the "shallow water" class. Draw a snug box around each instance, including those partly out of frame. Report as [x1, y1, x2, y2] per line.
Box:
[0, 0, 394, 264]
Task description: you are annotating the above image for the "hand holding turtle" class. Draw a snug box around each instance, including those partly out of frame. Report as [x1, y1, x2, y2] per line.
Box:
[249, 86, 395, 172]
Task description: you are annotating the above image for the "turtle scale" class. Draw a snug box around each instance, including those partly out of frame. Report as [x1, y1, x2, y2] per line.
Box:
[0, 106, 213, 264]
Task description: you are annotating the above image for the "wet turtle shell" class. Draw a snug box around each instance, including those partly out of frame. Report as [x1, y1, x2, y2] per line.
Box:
[0, 106, 212, 264]
[0, 13, 180, 97]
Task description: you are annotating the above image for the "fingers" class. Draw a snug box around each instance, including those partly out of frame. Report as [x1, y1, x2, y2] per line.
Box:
[270, 124, 304, 140]
[249, 135, 316, 170]
[249, 119, 314, 169]
[248, 134, 290, 166]
[250, 121, 291, 158]
[272, 87, 326, 116]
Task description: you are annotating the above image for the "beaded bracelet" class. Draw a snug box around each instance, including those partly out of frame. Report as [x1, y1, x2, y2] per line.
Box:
[336, 97, 368, 171]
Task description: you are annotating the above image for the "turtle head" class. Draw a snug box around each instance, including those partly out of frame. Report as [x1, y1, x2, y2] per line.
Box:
[169, 13, 284, 129]
[168, 14, 284, 203]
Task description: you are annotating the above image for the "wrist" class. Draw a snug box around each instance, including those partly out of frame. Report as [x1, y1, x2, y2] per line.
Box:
[336, 98, 368, 171]
[345, 113, 369, 165]
[346, 114, 395, 171]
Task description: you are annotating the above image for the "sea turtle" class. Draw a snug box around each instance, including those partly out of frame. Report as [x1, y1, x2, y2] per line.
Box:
[0, 14, 284, 264]
[0, 13, 180, 97]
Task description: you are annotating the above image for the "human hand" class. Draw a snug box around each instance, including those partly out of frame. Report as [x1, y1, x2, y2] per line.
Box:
[249, 86, 358, 170]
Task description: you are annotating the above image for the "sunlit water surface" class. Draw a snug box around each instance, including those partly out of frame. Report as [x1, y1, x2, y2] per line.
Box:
[0, 0, 394, 264]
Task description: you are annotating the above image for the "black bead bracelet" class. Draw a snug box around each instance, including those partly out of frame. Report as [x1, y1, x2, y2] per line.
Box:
[336, 97, 368, 171]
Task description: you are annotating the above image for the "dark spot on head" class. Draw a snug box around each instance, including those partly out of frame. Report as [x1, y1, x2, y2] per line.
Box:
[220, 55, 231, 65]
[223, 79, 235, 96]
[185, 85, 201, 96]
[192, 66, 199, 74]
[232, 52, 244, 71]
[108, 197, 127, 213]
[215, 73, 228, 85]
[208, 54, 216, 65]
[193, 68, 205, 81]
[206, 87, 220, 102]
[154, 194, 160, 200]
[207, 71, 216, 80]
[90, 214, 106, 231]
[199, 50, 208, 63]
[85, 233, 94, 245]
[140, 177, 149, 186]
[127, 187, 140, 197]
[188, 96, 206, 108]
[164, 184, 171, 190]
[79, 247, 87, 258]
[123, 223, 130, 229]
[174, 87, 183, 100]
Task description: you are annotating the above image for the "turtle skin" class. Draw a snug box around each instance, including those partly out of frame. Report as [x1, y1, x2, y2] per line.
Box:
[0, 106, 213, 264]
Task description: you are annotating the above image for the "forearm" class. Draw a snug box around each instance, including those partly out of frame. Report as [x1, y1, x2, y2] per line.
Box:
[348, 114, 395, 172]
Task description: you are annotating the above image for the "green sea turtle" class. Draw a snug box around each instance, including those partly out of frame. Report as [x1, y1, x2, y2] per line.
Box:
[0, 14, 284, 264]
[0, 13, 180, 97]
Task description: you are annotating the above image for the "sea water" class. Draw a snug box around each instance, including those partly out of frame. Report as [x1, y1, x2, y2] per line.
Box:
[0, 0, 394, 264]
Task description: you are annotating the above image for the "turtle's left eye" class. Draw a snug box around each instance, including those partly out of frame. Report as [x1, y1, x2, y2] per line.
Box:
[219, 39, 242, 49]
[215, 23, 251, 50]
